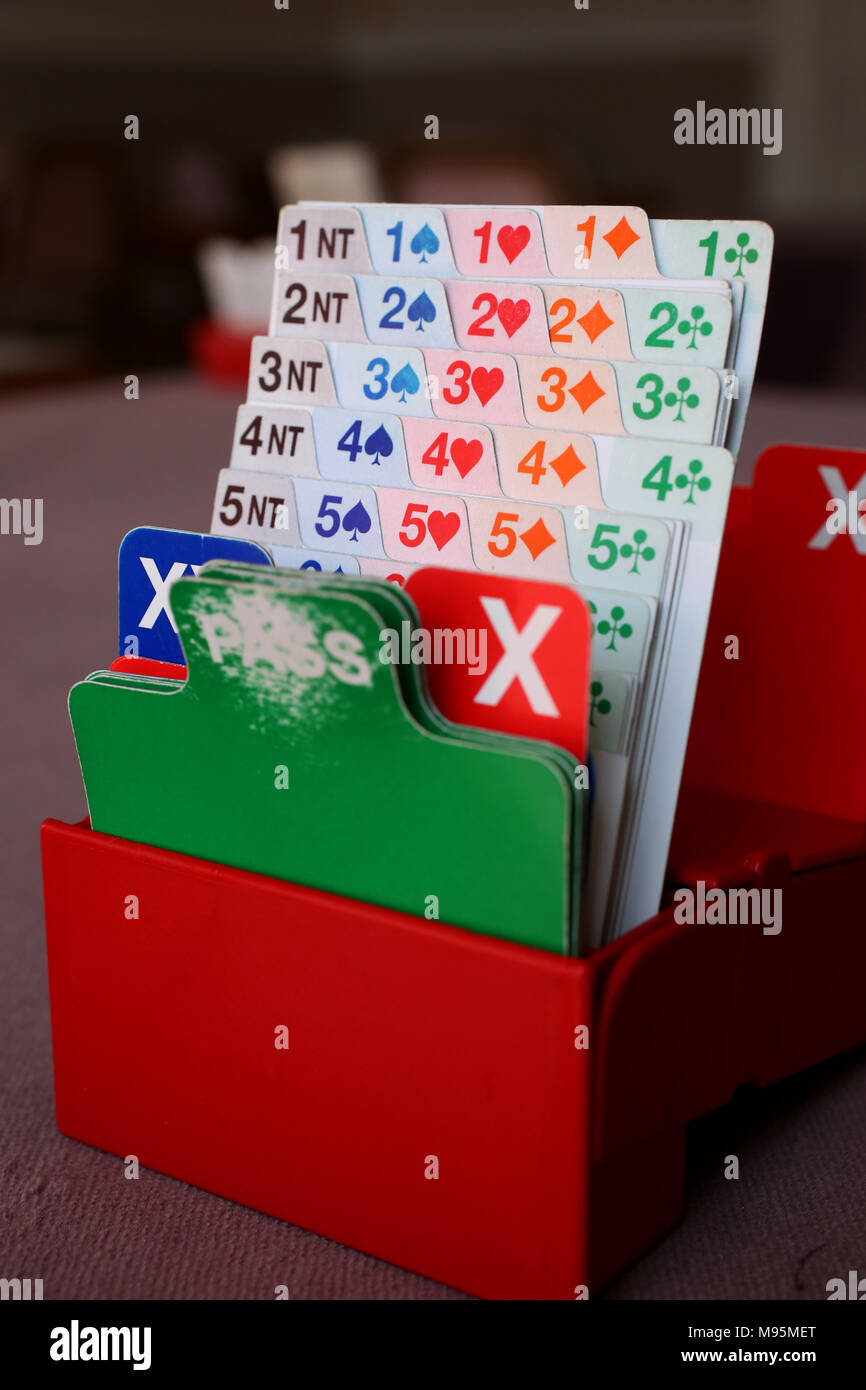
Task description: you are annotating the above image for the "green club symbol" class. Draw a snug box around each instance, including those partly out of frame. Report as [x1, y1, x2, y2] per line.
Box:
[619, 528, 655, 575]
[664, 376, 700, 423]
[675, 458, 712, 504]
[587, 598, 597, 636]
[589, 679, 611, 726]
[678, 306, 713, 350]
[597, 604, 633, 652]
[724, 232, 759, 277]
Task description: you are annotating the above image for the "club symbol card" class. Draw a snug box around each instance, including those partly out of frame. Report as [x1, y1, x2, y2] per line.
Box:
[117, 526, 272, 665]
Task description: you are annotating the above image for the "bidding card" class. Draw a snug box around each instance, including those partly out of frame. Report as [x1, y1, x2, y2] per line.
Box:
[117, 526, 272, 666]
[405, 567, 592, 763]
[72, 568, 579, 954]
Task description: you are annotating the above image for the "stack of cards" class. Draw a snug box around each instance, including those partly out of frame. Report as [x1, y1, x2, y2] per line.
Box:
[201, 201, 771, 944]
[71, 564, 590, 955]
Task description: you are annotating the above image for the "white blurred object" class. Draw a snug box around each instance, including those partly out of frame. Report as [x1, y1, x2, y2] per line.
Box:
[267, 142, 383, 205]
[197, 238, 273, 330]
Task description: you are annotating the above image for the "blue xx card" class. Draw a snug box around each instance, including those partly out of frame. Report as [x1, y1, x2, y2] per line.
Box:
[118, 527, 272, 664]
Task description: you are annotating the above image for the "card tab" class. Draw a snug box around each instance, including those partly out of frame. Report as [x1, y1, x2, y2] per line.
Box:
[444, 207, 550, 278]
[405, 567, 592, 762]
[596, 438, 734, 543]
[311, 407, 410, 487]
[377, 487, 475, 569]
[358, 555, 418, 584]
[269, 545, 361, 575]
[517, 356, 625, 434]
[541, 206, 657, 278]
[584, 588, 655, 677]
[566, 507, 671, 597]
[230, 404, 319, 476]
[587, 670, 633, 753]
[357, 205, 457, 277]
[492, 425, 605, 508]
[118, 526, 272, 665]
[466, 497, 571, 582]
[292, 477, 385, 558]
[247, 336, 338, 407]
[269, 270, 367, 342]
[276, 205, 373, 273]
[402, 418, 500, 496]
[211, 468, 300, 545]
[354, 273, 456, 348]
[328, 342, 434, 417]
[446, 280, 551, 354]
[425, 347, 526, 426]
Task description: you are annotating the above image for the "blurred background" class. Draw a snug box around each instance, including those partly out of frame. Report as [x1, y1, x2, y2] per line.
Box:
[3, 0, 866, 1303]
[0, 0, 864, 391]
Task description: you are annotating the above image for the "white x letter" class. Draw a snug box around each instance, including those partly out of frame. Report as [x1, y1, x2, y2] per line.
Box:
[474, 598, 561, 716]
[808, 467, 866, 553]
[138, 558, 191, 630]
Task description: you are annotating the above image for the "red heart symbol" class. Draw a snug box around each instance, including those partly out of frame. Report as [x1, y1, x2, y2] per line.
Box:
[427, 511, 461, 551]
[449, 438, 483, 478]
[496, 224, 530, 263]
[471, 367, 504, 406]
[496, 298, 531, 338]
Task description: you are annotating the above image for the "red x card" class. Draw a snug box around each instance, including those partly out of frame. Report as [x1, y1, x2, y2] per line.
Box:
[404, 568, 591, 761]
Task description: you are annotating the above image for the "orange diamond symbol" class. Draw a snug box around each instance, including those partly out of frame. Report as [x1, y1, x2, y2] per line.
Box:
[519, 517, 556, 561]
[548, 444, 585, 487]
[576, 299, 614, 344]
[568, 370, 605, 413]
[603, 216, 640, 260]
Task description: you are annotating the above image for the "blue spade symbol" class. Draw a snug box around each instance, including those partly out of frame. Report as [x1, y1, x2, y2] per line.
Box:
[335, 566, 344, 574]
[300, 559, 322, 571]
[410, 223, 440, 263]
[364, 424, 394, 465]
[341, 500, 372, 543]
[390, 363, 420, 402]
[407, 291, 436, 332]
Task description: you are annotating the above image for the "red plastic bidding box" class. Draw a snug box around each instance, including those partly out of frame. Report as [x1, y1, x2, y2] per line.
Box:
[41, 445, 866, 1299]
